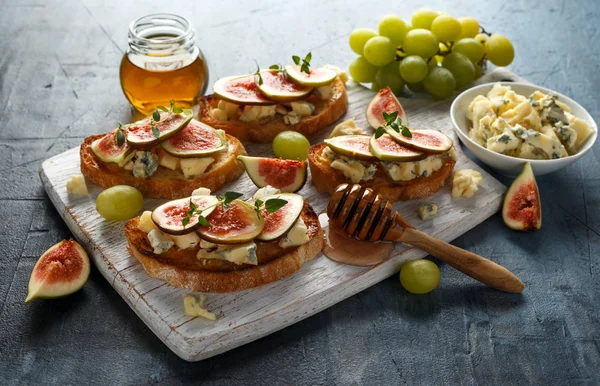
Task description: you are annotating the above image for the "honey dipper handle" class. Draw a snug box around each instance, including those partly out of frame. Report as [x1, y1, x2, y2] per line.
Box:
[398, 228, 524, 294]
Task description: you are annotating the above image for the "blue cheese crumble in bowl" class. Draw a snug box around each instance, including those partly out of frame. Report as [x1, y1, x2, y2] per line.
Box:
[451, 82, 597, 176]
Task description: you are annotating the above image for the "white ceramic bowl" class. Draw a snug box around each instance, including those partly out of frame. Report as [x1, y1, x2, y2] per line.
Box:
[450, 82, 598, 176]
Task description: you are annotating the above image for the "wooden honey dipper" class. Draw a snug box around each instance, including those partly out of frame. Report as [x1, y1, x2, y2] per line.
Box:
[327, 183, 524, 294]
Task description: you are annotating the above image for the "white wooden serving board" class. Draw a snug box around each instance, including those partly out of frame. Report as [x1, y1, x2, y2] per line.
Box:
[40, 69, 520, 361]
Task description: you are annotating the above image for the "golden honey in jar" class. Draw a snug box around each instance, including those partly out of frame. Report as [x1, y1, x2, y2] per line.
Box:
[120, 14, 208, 115]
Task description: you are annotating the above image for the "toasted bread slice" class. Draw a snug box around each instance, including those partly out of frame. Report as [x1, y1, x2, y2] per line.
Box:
[80, 134, 246, 199]
[198, 78, 348, 143]
[308, 143, 456, 201]
[124, 203, 324, 292]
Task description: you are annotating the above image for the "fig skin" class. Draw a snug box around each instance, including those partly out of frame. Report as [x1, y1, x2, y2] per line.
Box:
[366, 87, 408, 129]
[238, 156, 308, 193]
[26, 239, 91, 303]
[502, 162, 542, 232]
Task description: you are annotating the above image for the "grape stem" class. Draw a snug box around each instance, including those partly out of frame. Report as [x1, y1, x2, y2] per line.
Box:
[479, 26, 492, 37]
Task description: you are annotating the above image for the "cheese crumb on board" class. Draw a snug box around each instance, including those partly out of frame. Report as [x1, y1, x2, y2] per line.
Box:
[183, 294, 216, 321]
[417, 203, 438, 220]
[329, 119, 364, 137]
[66, 174, 88, 196]
[452, 169, 482, 198]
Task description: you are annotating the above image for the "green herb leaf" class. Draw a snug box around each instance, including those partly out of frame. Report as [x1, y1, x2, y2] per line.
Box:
[182, 216, 190, 227]
[170, 99, 175, 108]
[254, 199, 263, 219]
[116, 124, 126, 147]
[374, 126, 386, 139]
[269, 64, 281, 71]
[151, 125, 160, 138]
[300, 63, 310, 75]
[401, 126, 412, 138]
[390, 122, 400, 132]
[157, 106, 169, 112]
[265, 198, 287, 214]
[305, 52, 312, 64]
[172, 106, 183, 114]
[292, 55, 301, 65]
[152, 110, 161, 122]
[253, 62, 263, 86]
[198, 216, 211, 227]
[223, 191, 243, 206]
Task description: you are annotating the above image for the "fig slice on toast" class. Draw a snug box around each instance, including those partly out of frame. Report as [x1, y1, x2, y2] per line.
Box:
[386, 128, 453, 154]
[214, 75, 275, 105]
[152, 195, 220, 235]
[370, 133, 427, 162]
[256, 193, 304, 241]
[126, 109, 193, 148]
[161, 120, 227, 158]
[256, 70, 313, 102]
[90, 128, 132, 164]
[285, 65, 337, 87]
[324, 135, 378, 161]
[502, 162, 542, 231]
[197, 200, 265, 244]
[238, 156, 307, 193]
[366, 87, 408, 129]
[26, 239, 90, 303]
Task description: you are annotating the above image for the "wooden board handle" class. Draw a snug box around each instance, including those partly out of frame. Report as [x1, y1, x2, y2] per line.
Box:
[398, 228, 524, 293]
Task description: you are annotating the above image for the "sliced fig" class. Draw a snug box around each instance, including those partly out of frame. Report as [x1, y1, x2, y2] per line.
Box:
[370, 134, 427, 162]
[256, 70, 313, 102]
[502, 162, 542, 232]
[238, 156, 307, 193]
[366, 87, 408, 129]
[26, 239, 90, 303]
[284, 65, 337, 87]
[126, 109, 193, 148]
[161, 120, 226, 158]
[323, 135, 378, 161]
[197, 200, 265, 244]
[152, 195, 220, 235]
[256, 193, 304, 241]
[90, 128, 132, 163]
[213, 75, 275, 105]
[386, 128, 453, 154]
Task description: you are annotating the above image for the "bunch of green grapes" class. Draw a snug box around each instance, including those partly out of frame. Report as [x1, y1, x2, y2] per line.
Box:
[348, 9, 515, 99]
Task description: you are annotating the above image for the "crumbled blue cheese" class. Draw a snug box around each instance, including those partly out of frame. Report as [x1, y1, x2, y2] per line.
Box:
[321, 146, 337, 161]
[323, 64, 348, 83]
[253, 186, 281, 201]
[329, 119, 364, 137]
[138, 211, 158, 233]
[180, 157, 214, 179]
[147, 229, 174, 254]
[197, 241, 258, 265]
[170, 232, 201, 250]
[191, 187, 212, 196]
[211, 108, 228, 121]
[566, 112, 594, 151]
[330, 157, 377, 183]
[131, 151, 159, 179]
[239, 105, 276, 122]
[452, 170, 482, 198]
[382, 153, 446, 182]
[66, 174, 88, 196]
[158, 151, 180, 171]
[183, 294, 216, 320]
[279, 217, 309, 248]
[290, 101, 315, 117]
[417, 203, 438, 221]
[317, 85, 332, 100]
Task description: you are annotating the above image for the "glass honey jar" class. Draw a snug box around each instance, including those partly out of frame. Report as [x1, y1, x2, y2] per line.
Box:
[120, 13, 208, 115]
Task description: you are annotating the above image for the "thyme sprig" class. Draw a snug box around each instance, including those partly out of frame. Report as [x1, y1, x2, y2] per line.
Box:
[292, 52, 312, 75]
[374, 111, 412, 139]
[115, 123, 126, 147]
[150, 99, 183, 139]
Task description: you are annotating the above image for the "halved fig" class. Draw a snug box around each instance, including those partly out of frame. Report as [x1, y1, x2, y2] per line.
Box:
[386, 128, 453, 154]
[285, 65, 337, 87]
[502, 162, 542, 231]
[257, 193, 304, 241]
[323, 135, 378, 161]
[213, 75, 275, 105]
[256, 70, 313, 102]
[26, 239, 90, 303]
[237, 156, 307, 193]
[90, 128, 132, 164]
[126, 109, 193, 148]
[370, 134, 427, 162]
[161, 120, 226, 158]
[198, 200, 265, 244]
[366, 87, 408, 129]
[152, 195, 220, 235]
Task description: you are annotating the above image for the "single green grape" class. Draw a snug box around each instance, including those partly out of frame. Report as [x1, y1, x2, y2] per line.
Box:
[474, 33, 488, 45]
[399, 259, 441, 294]
[375, 62, 405, 95]
[402, 29, 439, 59]
[399, 55, 428, 83]
[474, 64, 483, 79]
[349, 28, 378, 56]
[453, 38, 485, 63]
[96, 185, 144, 221]
[485, 34, 515, 66]
[430, 14, 461, 42]
[407, 81, 425, 93]
[411, 8, 439, 30]
[348, 56, 378, 83]
[442, 51, 475, 88]
[363, 36, 397, 66]
[458, 17, 479, 39]
[428, 56, 442, 69]
[423, 66, 456, 99]
[272, 131, 310, 160]
[378, 15, 410, 44]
